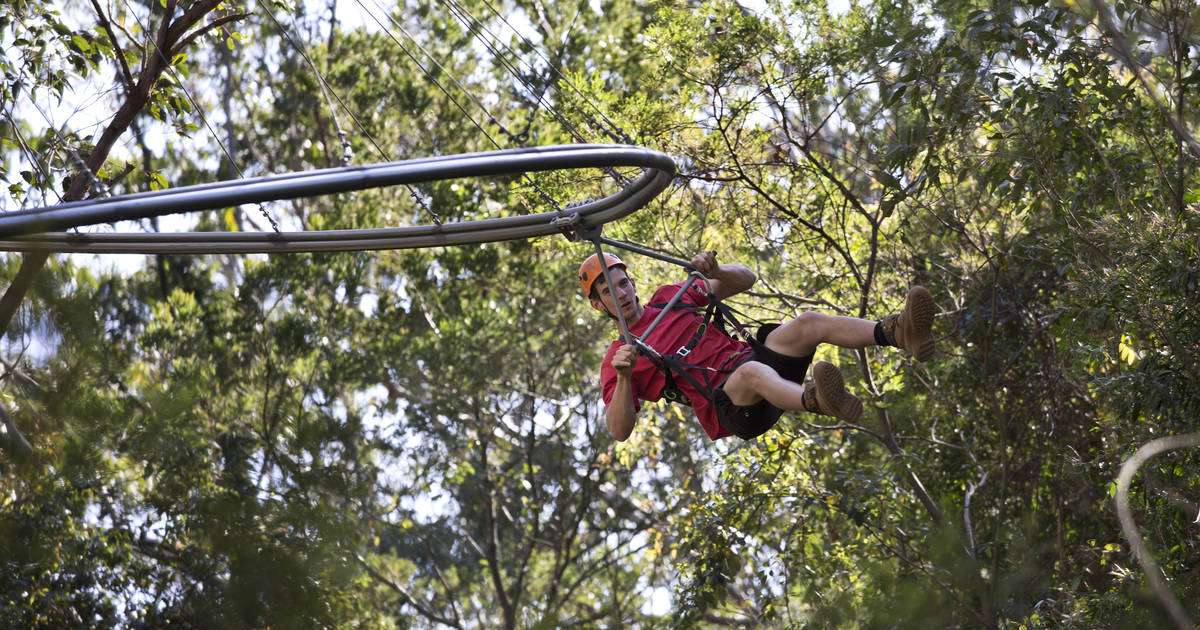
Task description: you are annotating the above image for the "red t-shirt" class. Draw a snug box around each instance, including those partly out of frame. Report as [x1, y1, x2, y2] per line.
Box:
[600, 283, 753, 440]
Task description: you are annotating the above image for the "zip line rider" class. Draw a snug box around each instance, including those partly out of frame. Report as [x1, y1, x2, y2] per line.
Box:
[581, 250, 936, 441]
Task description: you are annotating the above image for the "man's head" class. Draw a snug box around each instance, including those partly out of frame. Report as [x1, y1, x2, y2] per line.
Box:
[579, 252, 643, 323]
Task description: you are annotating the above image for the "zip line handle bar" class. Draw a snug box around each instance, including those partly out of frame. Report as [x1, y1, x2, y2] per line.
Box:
[594, 236, 696, 272]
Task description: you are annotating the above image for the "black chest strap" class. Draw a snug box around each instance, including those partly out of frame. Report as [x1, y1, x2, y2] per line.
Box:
[636, 297, 758, 407]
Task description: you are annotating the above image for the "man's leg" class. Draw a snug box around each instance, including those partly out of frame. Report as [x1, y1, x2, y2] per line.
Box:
[762, 311, 875, 357]
[722, 285, 939, 425]
[763, 286, 937, 361]
[722, 361, 804, 409]
[721, 360, 862, 423]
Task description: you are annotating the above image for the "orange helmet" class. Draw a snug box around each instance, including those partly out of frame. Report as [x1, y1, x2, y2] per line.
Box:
[578, 252, 626, 297]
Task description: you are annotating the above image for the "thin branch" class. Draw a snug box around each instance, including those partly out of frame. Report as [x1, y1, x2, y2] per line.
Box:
[0, 400, 33, 460]
[171, 13, 253, 58]
[1115, 433, 1200, 630]
[477, 437, 516, 627]
[963, 471, 988, 557]
[354, 553, 464, 629]
[89, 0, 136, 93]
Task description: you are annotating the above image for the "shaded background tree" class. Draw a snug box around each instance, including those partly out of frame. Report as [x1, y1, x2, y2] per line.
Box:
[2, 0, 1198, 627]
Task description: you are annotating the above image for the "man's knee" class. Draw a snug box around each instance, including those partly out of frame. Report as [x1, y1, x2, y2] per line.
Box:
[767, 311, 828, 351]
[728, 360, 765, 388]
[724, 361, 772, 405]
[792, 310, 830, 331]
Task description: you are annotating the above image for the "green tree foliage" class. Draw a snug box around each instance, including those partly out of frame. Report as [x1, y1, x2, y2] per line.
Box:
[583, 0, 1200, 626]
[2, 0, 1199, 628]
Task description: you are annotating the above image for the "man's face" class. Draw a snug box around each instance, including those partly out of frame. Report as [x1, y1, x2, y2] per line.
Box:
[589, 267, 643, 323]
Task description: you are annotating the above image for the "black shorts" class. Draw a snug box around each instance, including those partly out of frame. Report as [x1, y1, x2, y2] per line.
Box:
[713, 324, 814, 440]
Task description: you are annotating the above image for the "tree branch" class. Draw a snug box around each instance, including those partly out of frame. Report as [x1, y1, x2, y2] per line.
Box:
[171, 13, 253, 58]
[1115, 433, 1200, 630]
[0, 0, 227, 343]
[89, 0, 135, 94]
[478, 437, 516, 628]
[353, 553, 463, 629]
[0, 400, 33, 461]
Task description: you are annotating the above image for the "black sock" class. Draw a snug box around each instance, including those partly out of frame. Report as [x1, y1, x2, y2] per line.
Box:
[801, 387, 818, 413]
[873, 321, 892, 347]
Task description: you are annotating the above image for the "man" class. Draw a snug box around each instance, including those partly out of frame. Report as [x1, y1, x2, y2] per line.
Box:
[581, 250, 935, 441]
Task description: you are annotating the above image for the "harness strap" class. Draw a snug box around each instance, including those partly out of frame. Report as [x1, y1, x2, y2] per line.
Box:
[641, 351, 718, 408]
[639, 352, 692, 407]
[639, 291, 761, 407]
[646, 290, 758, 346]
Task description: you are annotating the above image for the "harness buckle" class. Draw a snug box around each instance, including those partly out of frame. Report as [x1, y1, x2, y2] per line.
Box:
[675, 346, 692, 358]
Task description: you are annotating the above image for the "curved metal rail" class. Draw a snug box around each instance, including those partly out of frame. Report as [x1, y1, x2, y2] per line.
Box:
[0, 144, 676, 254]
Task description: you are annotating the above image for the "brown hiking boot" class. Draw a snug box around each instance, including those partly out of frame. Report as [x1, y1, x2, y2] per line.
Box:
[879, 285, 936, 362]
[801, 361, 863, 424]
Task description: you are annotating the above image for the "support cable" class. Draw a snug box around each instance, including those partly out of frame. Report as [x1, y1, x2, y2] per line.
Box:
[472, 0, 633, 145]
[272, 4, 354, 166]
[256, 0, 439, 223]
[355, 0, 566, 212]
[254, 7, 395, 169]
[348, 2, 678, 301]
[357, 0, 507, 151]
[359, 0, 637, 224]
[438, 0, 631, 186]
[438, 0, 590, 145]
[304, 67, 391, 163]
[122, 0, 280, 232]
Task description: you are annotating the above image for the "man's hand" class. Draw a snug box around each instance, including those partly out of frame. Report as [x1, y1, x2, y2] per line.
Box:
[609, 343, 638, 377]
[690, 250, 756, 300]
[691, 250, 718, 278]
[605, 343, 639, 441]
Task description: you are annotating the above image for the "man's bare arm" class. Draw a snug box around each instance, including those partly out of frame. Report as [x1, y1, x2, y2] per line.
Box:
[691, 251, 756, 300]
[605, 344, 639, 441]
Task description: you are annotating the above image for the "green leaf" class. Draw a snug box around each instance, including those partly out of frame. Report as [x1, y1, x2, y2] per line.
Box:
[149, 171, 168, 191]
[880, 196, 897, 217]
[873, 169, 901, 190]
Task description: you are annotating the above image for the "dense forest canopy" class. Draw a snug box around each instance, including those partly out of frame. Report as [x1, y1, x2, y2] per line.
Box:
[1, 0, 1198, 627]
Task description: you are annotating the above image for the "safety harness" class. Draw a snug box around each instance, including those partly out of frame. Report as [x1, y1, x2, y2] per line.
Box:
[635, 285, 760, 408]
[573, 232, 765, 410]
